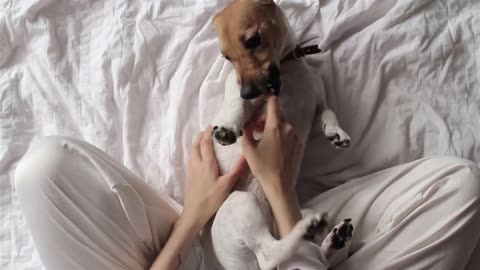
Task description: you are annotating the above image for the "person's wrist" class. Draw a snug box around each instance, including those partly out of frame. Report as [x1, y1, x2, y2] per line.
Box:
[266, 183, 298, 210]
[262, 178, 302, 237]
[260, 174, 294, 200]
[177, 212, 204, 234]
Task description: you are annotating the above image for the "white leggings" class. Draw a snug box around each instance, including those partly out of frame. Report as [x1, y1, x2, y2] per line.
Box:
[14, 136, 480, 270]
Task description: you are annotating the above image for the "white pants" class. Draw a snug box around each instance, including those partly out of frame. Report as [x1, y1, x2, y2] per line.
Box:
[14, 136, 480, 270]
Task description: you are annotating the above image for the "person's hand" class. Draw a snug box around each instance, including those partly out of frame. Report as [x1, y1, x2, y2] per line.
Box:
[240, 96, 304, 237]
[151, 129, 246, 269]
[240, 96, 303, 194]
[181, 127, 247, 230]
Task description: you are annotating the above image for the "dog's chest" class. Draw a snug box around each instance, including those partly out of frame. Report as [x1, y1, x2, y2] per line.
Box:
[213, 61, 319, 184]
[279, 62, 319, 141]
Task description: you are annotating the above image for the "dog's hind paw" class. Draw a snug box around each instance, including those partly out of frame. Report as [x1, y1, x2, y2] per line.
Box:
[302, 213, 329, 241]
[321, 218, 354, 259]
[329, 218, 354, 249]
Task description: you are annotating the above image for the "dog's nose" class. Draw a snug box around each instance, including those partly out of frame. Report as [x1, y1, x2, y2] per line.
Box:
[267, 64, 281, 95]
[241, 84, 263, 100]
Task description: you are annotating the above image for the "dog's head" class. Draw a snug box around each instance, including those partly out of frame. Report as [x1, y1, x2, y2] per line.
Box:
[214, 0, 288, 99]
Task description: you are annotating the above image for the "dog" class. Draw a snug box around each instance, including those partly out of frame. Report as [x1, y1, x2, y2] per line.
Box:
[201, 1, 353, 269]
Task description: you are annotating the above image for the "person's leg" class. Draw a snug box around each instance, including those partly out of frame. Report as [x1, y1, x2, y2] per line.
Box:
[465, 241, 480, 270]
[14, 136, 202, 270]
[302, 157, 480, 270]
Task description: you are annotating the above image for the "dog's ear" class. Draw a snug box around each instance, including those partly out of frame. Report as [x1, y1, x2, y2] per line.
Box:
[255, 0, 274, 4]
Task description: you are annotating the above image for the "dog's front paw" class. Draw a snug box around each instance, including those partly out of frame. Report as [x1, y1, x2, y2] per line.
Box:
[324, 125, 351, 148]
[321, 218, 354, 259]
[212, 126, 241, 146]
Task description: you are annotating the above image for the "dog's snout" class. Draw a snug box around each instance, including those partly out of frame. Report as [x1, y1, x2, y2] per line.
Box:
[241, 84, 263, 100]
[238, 64, 281, 99]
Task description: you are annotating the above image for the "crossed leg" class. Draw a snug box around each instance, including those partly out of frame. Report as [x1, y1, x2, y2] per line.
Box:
[302, 157, 480, 269]
[14, 136, 204, 270]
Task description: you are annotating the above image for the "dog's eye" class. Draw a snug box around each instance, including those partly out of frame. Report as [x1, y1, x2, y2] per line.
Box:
[223, 54, 231, 61]
[245, 32, 261, 49]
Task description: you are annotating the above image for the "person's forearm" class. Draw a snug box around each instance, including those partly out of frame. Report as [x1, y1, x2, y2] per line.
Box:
[262, 178, 302, 238]
[150, 216, 201, 270]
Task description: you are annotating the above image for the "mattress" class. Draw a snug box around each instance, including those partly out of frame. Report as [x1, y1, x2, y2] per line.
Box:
[1, 0, 479, 269]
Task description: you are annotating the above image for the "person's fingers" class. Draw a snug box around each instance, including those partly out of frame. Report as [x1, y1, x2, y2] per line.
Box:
[200, 127, 215, 162]
[254, 115, 267, 132]
[242, 114, 266, 134]
[220, 156, 248, 189]
[283, 122, 294, 134]
[190, 131, 203, 161]
[266, 96, 282, 128]
[241, 121, 258, 155]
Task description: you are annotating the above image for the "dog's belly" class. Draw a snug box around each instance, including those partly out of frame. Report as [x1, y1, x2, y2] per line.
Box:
[279, 62, 321, 142]
[208, 191, 273, 270]
[213, 141, 271, 215]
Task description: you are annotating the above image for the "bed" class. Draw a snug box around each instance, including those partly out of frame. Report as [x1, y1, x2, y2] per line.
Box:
[1, 0, 479, 269]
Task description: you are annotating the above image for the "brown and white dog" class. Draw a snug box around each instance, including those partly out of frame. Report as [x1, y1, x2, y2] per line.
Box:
[202, 1, 353, 269]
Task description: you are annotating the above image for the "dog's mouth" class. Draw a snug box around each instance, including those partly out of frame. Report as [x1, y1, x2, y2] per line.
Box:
[240, 82, 281, 100]
[265, 79, 281, 96]
[264, 74, 282, 96]
[240, 64, 281, 100]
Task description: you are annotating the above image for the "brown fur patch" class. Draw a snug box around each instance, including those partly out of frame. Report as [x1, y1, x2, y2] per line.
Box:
[214, 0, 287, 86]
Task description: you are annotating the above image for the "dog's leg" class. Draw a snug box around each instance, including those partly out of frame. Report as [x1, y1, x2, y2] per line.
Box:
[211, 70, 263, 145]
[300, 210, 355, 266]
[320, 218, 354, 264]
[211, 70, 247, 145]
[313, 106, 351, 148]
[254, 214, 331, 270]
[212, 191, 332, 270]
[301, 210, 329, 242]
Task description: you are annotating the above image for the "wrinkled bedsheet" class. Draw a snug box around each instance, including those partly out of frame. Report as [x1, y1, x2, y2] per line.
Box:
[1, 0, 479, 269]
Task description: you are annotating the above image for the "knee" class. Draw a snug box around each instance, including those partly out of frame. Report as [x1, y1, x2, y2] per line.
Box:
[429, 157, 480, 201]
[14, 136, 78, 199]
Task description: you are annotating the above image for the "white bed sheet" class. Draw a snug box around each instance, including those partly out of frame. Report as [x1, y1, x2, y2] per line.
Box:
[1, 0, 479, 269]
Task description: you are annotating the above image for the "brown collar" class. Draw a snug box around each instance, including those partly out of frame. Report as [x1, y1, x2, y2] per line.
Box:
[281, 44, 322, 63]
